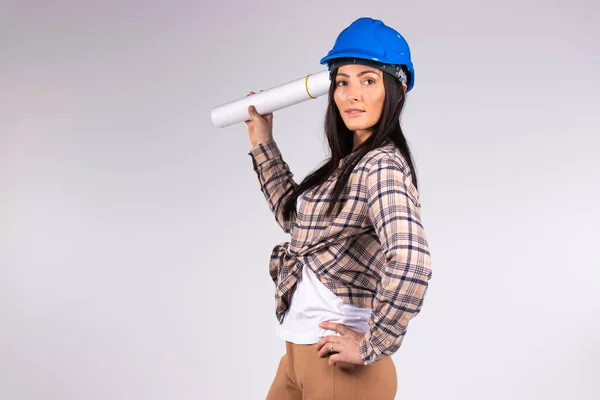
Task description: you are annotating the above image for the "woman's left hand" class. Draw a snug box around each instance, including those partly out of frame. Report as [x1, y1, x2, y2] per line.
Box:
[315, 321, 365, 366]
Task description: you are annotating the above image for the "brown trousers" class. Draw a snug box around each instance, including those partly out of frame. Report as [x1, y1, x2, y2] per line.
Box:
[266, 342, 397, 400]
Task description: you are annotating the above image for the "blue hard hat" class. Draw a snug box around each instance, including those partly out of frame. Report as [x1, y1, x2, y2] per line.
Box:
[320, 17, 415, 91]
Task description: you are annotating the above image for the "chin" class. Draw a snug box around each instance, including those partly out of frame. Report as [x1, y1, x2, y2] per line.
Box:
[345, 122, 373, 132]
[341, 119, 360, 130]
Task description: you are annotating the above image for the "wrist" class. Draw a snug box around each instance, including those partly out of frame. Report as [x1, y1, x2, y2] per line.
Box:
[251, 137, 274, 148]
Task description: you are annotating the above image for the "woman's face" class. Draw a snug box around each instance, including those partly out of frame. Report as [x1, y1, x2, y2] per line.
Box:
[333, 64, 385, 137]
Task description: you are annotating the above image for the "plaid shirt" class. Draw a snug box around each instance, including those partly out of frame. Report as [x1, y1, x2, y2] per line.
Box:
[249, 140, 432, 365]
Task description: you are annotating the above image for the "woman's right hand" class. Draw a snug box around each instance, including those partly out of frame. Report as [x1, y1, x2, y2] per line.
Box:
[245, 91, 273, 148]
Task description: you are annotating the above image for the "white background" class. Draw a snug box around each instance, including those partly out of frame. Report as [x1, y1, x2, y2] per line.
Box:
[1, 0, 599, 399]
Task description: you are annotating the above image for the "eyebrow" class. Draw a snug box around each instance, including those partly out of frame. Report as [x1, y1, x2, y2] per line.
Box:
[336, 69, 381, 78]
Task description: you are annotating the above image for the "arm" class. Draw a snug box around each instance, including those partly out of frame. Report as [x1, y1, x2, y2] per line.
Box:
[359, 158, 432, 365]
[249, 140, 298, 233]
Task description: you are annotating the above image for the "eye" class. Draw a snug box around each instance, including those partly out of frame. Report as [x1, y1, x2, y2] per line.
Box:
[364, 78, 376, 85]
[336, 80, 347, 87]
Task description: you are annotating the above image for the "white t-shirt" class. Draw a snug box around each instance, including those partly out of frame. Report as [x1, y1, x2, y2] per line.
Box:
[276, 194, 373, 344]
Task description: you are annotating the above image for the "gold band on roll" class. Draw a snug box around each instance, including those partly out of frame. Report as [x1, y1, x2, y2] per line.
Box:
[305, 74, 316, 99]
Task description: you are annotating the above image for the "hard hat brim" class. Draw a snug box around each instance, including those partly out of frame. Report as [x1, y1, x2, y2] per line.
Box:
[320, 50, 385, 66]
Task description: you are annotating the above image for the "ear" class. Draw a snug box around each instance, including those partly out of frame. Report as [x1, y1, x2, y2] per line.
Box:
[402, 83, 408, 92]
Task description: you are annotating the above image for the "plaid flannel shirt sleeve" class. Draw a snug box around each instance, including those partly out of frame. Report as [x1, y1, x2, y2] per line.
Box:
[359, 158, 432, 365]
[249, 140, 298, 233]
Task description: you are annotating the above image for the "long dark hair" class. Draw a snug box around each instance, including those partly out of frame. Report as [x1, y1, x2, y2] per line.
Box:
[281, 68, 419, 221]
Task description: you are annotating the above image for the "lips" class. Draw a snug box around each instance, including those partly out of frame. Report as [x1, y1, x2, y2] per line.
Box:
[345, 108, 365, 116]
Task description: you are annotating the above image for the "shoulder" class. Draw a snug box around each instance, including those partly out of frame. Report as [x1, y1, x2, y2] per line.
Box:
[358, 143, 411, 176]
[359, 143, 421, 206]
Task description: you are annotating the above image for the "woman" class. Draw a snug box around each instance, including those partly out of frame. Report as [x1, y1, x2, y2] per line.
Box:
[246, 17, 432, 399]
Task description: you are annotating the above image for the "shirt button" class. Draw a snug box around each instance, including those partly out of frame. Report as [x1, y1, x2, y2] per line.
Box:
[385, 340, 391, 345]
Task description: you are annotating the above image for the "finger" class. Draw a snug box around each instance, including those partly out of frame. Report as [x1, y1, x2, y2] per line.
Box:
[247, 105, 262, 120]
[317, 344, 337, 358]
[245, 107, 255, 123]
[317, 340, 342, 358]
[329, 353, 343, 366]
[324, 335, 342, 343]
[317, 341, 333, 358]
[314, 337, 326, 350]
[315, 334, 341, 350]
[320, 322, 351, 335]
[315, 334, 341, 353]
[317, 343, 332, 358]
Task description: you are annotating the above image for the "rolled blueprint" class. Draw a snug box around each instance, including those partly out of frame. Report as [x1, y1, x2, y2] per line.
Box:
[211, 70, 331, 128]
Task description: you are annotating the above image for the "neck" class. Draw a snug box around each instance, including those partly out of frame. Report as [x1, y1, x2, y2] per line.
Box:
[352, 129, 372, 151]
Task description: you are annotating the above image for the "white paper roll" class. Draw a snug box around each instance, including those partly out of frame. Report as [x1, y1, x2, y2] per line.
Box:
[211, 70, 331, 128]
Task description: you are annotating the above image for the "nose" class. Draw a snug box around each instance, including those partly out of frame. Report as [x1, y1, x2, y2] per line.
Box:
[345, 82, 360, 102]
